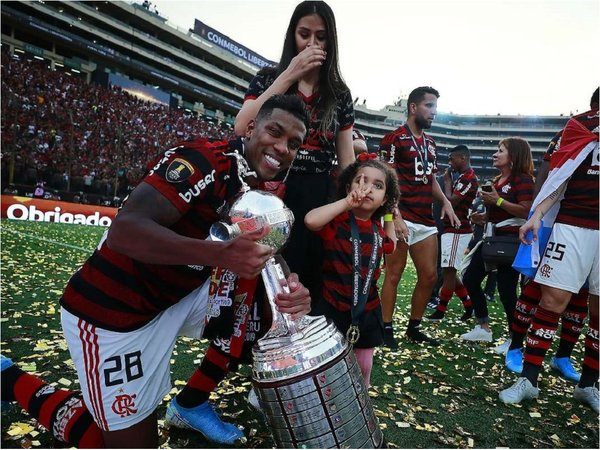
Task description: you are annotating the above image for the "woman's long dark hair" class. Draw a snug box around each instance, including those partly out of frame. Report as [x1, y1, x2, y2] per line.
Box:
[259, 1, 348, 135]
[493, 137, 534, 183]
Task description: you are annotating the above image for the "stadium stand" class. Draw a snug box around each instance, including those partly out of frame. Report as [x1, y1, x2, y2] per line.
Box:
[1, 51, 233, 206]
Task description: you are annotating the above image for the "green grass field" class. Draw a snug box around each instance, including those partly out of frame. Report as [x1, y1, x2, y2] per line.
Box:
[1, 219, 598, 448]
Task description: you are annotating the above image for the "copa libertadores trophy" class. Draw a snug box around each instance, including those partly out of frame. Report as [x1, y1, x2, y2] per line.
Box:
[209, 158, 384, 448]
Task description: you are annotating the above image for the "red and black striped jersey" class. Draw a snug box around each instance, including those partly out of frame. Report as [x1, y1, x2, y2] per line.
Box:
[60, 138, 247, 331]
[555, 109, 599, 229]
[443, 167, 478, 234]
[378, 124, 437, 226]
[316, 212, 393, 314]
[488, 174, 534, 235]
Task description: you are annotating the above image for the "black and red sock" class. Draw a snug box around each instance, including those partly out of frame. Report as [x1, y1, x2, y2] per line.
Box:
[436, 288, 453, 314]
[579, 311, 599, 389]
[509, 281, 541, 350]
[522, 306, 561, 386]
[455, 283, 473, 310]
[175, 342, 233, 408]
[2, 364, 104, 448]
[556, 290, 588, 358]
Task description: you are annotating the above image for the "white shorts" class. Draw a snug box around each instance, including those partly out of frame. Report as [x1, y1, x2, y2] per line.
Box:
[534, 223, 599, 296]
[441, 232, 472, 270]
[61, 279, 209, 431]
[405, 220, 438, 246]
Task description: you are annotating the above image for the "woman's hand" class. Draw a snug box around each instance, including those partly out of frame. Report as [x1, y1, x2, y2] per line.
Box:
[480, 186, 500, 205]
[284, 46, 327, 81]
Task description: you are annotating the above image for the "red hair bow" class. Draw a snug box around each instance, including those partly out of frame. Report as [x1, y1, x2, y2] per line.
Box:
[357, 152, 377, 161]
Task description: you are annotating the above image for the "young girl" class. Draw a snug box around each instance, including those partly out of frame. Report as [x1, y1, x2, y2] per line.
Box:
[304, 154, 400, 387]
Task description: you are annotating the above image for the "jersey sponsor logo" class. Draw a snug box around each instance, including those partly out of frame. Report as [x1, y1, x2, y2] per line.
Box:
[166, 158, 195, 183]
[501, 184, 511, 194]
[111, 392, 138, 417]
[178, 169, 217, 203]
[414, 156, 434, 177]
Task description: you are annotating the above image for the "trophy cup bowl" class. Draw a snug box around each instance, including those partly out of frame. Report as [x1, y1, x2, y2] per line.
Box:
[209, 190, 294, 250]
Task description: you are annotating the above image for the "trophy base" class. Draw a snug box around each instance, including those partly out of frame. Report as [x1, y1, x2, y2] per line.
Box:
[253, 346, 384, 448]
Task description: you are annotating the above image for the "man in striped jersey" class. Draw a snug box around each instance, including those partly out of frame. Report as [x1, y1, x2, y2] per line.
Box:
[499, 96, 599, 412]
[427, 145, 479, 323]
[57, 95, 312, 447]
[378, 86, 460, 347]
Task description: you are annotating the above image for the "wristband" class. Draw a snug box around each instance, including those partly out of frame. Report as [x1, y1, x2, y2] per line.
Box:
[383, 213, 394, 222]
[496, 197, 504, 207]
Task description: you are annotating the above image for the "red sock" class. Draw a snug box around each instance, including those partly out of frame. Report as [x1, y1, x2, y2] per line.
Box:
[580, 311, 599, 388]
[436, 288, 453, 313]
[556, 290, 588, 357]
[511, 281, 541, 347]
[3, 365, 104, 448]
[455, 283, 472, 309]
[522, 306, 561, 384]
[176, 342, 232, 408]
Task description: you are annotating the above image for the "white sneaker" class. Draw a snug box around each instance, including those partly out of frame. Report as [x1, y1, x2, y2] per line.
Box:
[460, 325, 493, 342]
[499, 377, 540, 404]
[247, 388, 262, 413]
[493, 338, 512, 355]
[573, 385, 599, 414]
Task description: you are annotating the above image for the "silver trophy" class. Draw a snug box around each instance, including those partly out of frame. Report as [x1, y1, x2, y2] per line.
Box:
[211, 189, 384, 449]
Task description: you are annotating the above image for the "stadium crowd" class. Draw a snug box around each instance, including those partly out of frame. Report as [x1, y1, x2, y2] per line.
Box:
[0, 50, 234, 205]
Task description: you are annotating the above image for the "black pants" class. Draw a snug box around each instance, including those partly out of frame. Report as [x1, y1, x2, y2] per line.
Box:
[282, 171, 332, 304]
[462, 243, 520, 333]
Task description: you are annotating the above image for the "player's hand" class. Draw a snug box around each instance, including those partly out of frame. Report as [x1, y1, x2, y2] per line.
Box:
[441, 201, 461, 228]
[394, 215, 409, 244]
[221, 226, 275, 279]
[275, 273, 311, 320]
[519, 212, 542, 244]
[285, 45, 327, 81]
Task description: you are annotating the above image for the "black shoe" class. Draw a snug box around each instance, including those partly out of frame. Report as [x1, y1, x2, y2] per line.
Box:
[427, 310, 445, 322]
[406, 328, 440, 346]
[383, 327, 399, 349]
[427, 297, 440, 309]
[460, 308, 474, 322]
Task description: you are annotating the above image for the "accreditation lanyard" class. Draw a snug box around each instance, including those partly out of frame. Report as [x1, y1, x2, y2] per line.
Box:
[347, 212, 380, 345]
[406, 125, 430, 184]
